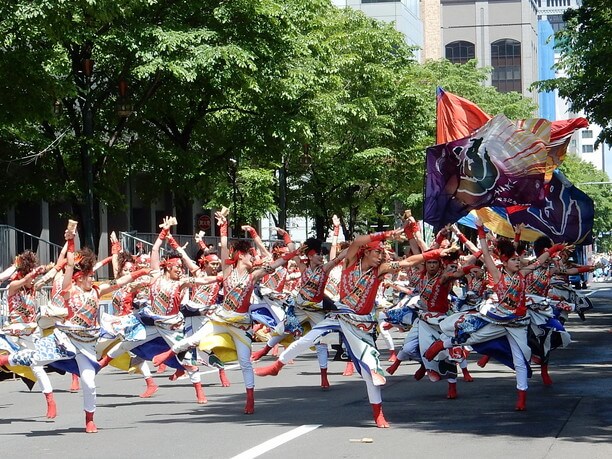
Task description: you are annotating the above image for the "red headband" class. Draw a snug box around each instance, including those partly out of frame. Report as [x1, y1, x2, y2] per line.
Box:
[73, 270, 93, 281]
[225, 250, 246, 266]
[199, 254, 221, 266]
[161, 258, 182, 269]
[499, 252, 518, 263]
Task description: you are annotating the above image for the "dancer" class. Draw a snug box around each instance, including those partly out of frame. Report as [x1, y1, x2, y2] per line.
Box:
[0, 227, 149, 432]
[151, 209, 298, 414]
[0, 251, 55, 417]
[256, 226, 455, 428]
[423, 221, 566, 410]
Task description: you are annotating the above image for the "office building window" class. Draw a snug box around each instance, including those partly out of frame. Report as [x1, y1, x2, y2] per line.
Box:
[445, 41, 476, 65]
[582, 130, 594, 139]
[491, 39, 522, 93]
[582, 145, 594, 153]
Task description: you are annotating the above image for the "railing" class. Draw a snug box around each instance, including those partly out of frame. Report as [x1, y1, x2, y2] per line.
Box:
[0, 225, 63, 269]
[0, 287, 7, 327]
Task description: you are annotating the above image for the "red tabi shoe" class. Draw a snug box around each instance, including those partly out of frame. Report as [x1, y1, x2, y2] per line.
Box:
[85, 411, 98, 433]
[97, 355, 112, 369]
[193, 382, 208, 404]
[461, 366, 474, 382]
[388, 350, 398, 362]
[70, 374, 80, 392]
[515, 389, 527, 411]
[244, 388, 255, 414]
[342, 361, 355, 376]
[45, 392, 57, 419]
[414, 364, 426, 381]
[153, 349, 176, 367]
[477, 355, 490, 368]
[423, 340, 445, 361]
[386, 359, 402, 375]
[169, 369, 185, 381]
[140, 377, 159, 398]
[251, 345, 272, 362]
[447, 382, 457, 399]
[254, 360, 285, 376]
[320, 367, 330, 389]
[371, 403, 390, 428]
[540, 364, 553, 386]
[218, 368, 231, 387]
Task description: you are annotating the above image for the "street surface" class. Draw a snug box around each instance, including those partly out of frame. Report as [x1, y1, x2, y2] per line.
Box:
[1, 284, 611, 458]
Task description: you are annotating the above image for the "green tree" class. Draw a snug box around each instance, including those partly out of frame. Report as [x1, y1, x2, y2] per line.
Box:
[0, 0, 333, 246]
[532, 0, 612, 145]
[559, 153, 612, 249]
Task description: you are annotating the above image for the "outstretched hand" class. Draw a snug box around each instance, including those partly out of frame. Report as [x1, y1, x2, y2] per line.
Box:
[159, 216, 177, 230]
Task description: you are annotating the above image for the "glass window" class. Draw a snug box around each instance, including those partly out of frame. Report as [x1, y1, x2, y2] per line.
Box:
[491, 39, 522, 93]
[445, 41, 476, 65]
[582, 130, 594, 139]
[582, 144, 594, 153]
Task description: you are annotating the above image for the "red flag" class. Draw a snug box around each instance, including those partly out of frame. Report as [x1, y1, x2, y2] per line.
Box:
[436, 87, 491, 144]
[436, 87, 588, 144]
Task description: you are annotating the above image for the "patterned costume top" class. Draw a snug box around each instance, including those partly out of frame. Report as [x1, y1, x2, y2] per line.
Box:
[191, 280, 221, 307]
[261, 266, 287, 293]
[467, 272, 488, 298]
[525, 262, 555, 296]
[298, 264, 329, 304]
[417, 271, 451, 314]
[493, 270, 527, 317]
[339, 260, 381, 315]
[324, 264, 342, 301]
[7, 288, 37, 324]
[221, 269, 255, 313]
[111, 288, 134, 316]
[284, 268, 302, 295]
[149, 276, 182, 316]
[66, 285, 101, 327]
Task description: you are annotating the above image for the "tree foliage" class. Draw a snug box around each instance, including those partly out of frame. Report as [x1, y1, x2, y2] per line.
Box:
[532, 0, 612, 145]
[0, 0, 544, 245]
[559, 153, 612, 249]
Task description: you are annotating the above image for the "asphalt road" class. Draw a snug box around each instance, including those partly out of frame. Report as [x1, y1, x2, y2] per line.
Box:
[1, 284, 611, 458]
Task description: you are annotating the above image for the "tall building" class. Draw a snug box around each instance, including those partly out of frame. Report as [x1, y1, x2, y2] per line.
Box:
[331, 1, 424, 62]
[441, 0, 540, 101]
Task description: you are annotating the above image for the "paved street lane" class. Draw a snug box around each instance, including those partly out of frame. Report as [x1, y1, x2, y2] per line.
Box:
[1, 285, 611, 458]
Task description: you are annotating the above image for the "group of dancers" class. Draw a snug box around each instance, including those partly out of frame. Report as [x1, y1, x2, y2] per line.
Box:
[0, 211, 595, 432]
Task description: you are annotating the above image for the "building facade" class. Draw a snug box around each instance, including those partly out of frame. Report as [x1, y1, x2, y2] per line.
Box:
[332, 0, 424, 61]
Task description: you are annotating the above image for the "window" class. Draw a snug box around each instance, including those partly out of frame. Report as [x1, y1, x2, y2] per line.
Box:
[582, 144, 594, 154]
[582, 130, 594, 139]
[491, 39, 522, 93]
[445, 41, 476, 65]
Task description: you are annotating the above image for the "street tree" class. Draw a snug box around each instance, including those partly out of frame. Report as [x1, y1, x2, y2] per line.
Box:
[532, 0, 612, 145]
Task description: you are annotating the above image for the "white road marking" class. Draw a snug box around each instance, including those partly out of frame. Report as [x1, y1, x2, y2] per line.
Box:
[230, 424, 322, 459]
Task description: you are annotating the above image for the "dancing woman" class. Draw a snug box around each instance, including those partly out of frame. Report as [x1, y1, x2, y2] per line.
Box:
[423, 221, 565, 410]
[256, 226, 455, 428]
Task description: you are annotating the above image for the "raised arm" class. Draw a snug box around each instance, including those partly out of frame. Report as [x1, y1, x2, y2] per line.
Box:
[475, 219, 501, 284]
[242, 225, 272, 259]
[323, 248, 348, 274]
[110, 231, 122, 278]
[402, 211, 427, 254]
[98, 268, 151, 297]
[216, 209, 231, 278]
[345, 227, 404, 266]
[151, 216, 176, 271]
[329, 214, 342, 260]
[166, 232, 200, 274]
[62, 230, 77, 298]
